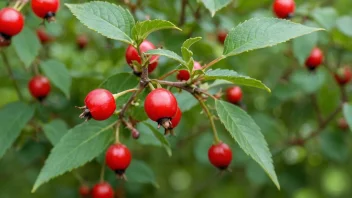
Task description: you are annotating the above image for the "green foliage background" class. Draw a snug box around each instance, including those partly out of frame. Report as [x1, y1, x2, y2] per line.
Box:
[1, 0, 352, 197]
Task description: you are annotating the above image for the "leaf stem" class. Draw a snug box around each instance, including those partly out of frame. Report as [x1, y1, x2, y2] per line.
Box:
[158, 69, 178, 80]
[195, 95, 220, 144]
[72, 171, 85, 185]
[99, 162, 105, 183]
[201, 56, 225, 70]
[115, 121, 121, 144]
[113, 88, 139, 100]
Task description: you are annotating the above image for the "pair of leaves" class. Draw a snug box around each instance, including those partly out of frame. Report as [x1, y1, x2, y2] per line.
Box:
[67, 2, 180, 45]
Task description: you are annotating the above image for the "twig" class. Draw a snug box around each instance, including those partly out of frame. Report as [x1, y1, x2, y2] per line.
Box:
[158, 69, 178, 80]
[201, 56, 225, 70]
[179, 0, 188, 26]
[1, 51, 24, 100]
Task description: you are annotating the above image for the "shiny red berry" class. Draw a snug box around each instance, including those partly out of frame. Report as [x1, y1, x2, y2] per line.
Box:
[144, 88, 178, 128]
[79, 185, 90, 197]
[208, 142, 232, 170]
[170, 107, 182, 128]
[28, 75, 51, 100]
[31, 0, 60, 21]
[92, 182, 114, 198]
[334, 67, 352, 85]
[217, 30, 227, 44]
[273, 0, 295, 19]
[226, 86, 242, 104]
[37, 28, 54, 44]
[125, 40, 159, 74]
[77, 34, 88, 50]
[106, 143, 132, 176]
[305, 47, 323, 70]
[0, 8, 24, 37]
[80, 89, 116, 121]
[176, 61, 202, 81]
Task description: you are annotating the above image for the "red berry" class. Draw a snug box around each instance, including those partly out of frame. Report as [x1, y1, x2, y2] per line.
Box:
[106, 143, 132, 175]
[208, 142, 232, 170]
[171, 107, 182, 128]
[0, 8, 24, 37]
[217, 30, 227, 44]
[273, 0, 295, 19]
[305, 47, 323, 70]
[226, 86, 242, 104]
[28, 75, 51, 100]
[92, 182, 114, 198]
[144, 88, 178, 128]
[125, 40, 159, 74]
[338, 118, 349, 130]
[80, 89, 116, 121]
[37, 28, 53, 44]
[77, 34, 88, 49]
[31, 0, 60, 21]
[334, 67, 352, 85]
[79, 185, 90, 197]
[176, 61, 202, 81]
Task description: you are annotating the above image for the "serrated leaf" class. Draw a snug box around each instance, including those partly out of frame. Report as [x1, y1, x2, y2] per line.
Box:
[223, 17, 323, 57]
[12, 27, 41, 68]
[181, 47, 193, 63]
[145, 49, 186, 65]
[143, 122, 172, 156]
[215, 100, 279, 189]
[201, 0, 232, 17]
[311, 7, 338, 31]
[292, 32, 318, 65]
[0, 102, 35, 159]
[132, 19, 181, 42]
[343, 103, 352, 132]
[40, 60, 72, 98]
[42, 119, 68, 146]
[182, 37, 202, 49]
[32, 119, 115, 192]
[66, 2, 135, 44]
[336, 16, 352, 37]
[204, 69, 270, 92]
[125, 159, 159, 187]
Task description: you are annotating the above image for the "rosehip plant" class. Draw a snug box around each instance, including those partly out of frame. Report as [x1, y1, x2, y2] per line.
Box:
[1, 0, 351, 197]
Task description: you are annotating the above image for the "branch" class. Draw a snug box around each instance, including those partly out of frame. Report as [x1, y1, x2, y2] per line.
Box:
[179, 0, 188, 26]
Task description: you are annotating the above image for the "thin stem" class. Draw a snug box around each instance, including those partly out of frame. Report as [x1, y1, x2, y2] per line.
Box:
[201, 56, 225, 70]
[159, 69, 178, 80]
[72, 171, 85, 185]
[113, 88, 139, 99]
[201, 91, 218, 100]
[1, 51, 24, 101]
[17, 1, 27, 11]
[311, 94, 323, 124]
[195, 94, 220, 144]
[115, 121, 121, 144]
[179, 0, 188, 26]
[99, 162, 105, 183]
[148, 82, 155, 90]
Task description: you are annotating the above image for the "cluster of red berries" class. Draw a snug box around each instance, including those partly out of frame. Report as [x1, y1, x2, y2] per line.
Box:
[0, 0, 60, 47]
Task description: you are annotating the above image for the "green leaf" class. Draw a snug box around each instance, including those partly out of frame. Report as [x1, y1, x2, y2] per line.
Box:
[343, 103, 352, 132]
[132, 19, 181, 42]
[66, 2, 135, 44]
[290, 69, 326, 94]
[201, 0, 232, 17]
[144, 49, 186, 65]
[336, 16, 352, 37]
[223, 17, 323, 57]
[174, 92, 198, 112]
[204, 69, 271, 92]
[125, 160, 159, 187]
[181, 47, 193, 63]
[311, 7, 338, 31]
[143, 122, 172, 156]
[0, 102, 35, 159]
[292, 32, 318, 65]
[182, 37, 202, 49]
[42, 119, 68, 146]
[40, 60, 72, 98]
[12, 27, 41, 68]
[215, 100, 279, 189]
[32, 119, 115, 192]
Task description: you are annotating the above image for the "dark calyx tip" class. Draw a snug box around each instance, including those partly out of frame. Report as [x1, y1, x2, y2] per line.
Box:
[133, 70, 142, 77]
[78, 106, 92, 121]
[286, 13, 295, 19]
[157, 117, 173, 130]
[44, 12, 56, 22]
[115, 169, 125, 175]
[217, 166, 228, 170]
[307, 66, 317, 72]
[0, 33, 11, 47]
[36, 96, 47, 102]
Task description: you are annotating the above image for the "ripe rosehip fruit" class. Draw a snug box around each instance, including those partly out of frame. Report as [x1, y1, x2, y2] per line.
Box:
[31, 0, 60, 21]
[208, 142, 232, 170]
[144, 88, 178, 129]
[226, 86, 242, 104]
[79, 89, 116, 121]
[171, 107, 182, 128]
[334, 67, 352, 86]
[36, 28, 53, 44]
[125, 40, 159, 74]
[92, 182, 114, 198]
[305, 47, 323, 70]
[176, 61, 202, 81]
[106, 143, 132, 176]
[217, 30, 227, 44]
[338, 118, 349, 130]
[79, 185, 90, 197]
[0, 8, 24, 42]
[273, 0, 295, 19]
[77, 34, 88, 50]
[28, 75, 51, 100]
